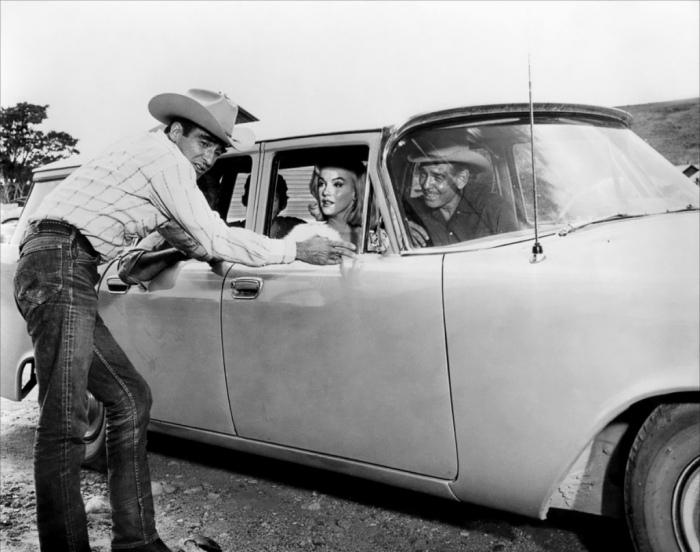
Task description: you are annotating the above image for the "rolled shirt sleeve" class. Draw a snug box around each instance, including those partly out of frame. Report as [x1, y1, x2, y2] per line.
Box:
[148, 156, 297, 266]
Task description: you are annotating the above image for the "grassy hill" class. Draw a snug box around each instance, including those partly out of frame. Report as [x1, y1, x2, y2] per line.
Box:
[616, 97, 699, 167]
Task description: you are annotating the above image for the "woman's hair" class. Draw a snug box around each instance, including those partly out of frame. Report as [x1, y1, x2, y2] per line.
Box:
[309, 154, 366, 227]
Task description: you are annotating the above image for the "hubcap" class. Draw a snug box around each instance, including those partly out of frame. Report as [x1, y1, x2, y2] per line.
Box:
[673, 456, 700, 552]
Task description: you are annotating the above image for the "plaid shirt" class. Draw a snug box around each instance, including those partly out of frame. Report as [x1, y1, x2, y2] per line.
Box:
[30, 129, 296, 265]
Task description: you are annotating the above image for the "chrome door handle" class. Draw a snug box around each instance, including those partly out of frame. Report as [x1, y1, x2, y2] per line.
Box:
[106, 277, 130, 294]
[230, 277, 263, 300]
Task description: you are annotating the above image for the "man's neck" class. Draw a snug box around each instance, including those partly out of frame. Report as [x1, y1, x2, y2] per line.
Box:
[438, 194, 463, 221]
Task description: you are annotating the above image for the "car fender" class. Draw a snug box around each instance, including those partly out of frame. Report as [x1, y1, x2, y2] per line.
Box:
[0, 243, 35, 401]
[443, 213, 699, 519]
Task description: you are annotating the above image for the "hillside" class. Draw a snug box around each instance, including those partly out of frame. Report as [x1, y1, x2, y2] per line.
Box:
[616, 97, 699, 167]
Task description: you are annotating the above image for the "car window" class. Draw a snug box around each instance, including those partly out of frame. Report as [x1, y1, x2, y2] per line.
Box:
[226, 173, 251, 225]
[198, 155, 252, 226]
[265, 146, 374, 249]
[388, 118, 699, 247]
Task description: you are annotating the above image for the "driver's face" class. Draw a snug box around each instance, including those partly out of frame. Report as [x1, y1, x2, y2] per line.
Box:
[417, 163, 464, 210]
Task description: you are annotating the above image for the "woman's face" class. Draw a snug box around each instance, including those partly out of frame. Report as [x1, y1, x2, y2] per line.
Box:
[316, 167, 357, 219]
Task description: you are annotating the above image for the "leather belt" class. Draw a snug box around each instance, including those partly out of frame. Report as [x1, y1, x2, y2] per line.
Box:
[33, 219, 98, 257]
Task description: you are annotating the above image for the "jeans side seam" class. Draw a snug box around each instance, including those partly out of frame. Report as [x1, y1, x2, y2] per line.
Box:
[62, 251, 79, 552]
[93, 346, 151, 543]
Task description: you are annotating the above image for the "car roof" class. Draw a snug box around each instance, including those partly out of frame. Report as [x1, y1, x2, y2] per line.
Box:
[238, 118, 387, 143]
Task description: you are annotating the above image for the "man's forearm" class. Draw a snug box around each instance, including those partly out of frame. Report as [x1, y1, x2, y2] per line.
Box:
[128, 248, 189, 282]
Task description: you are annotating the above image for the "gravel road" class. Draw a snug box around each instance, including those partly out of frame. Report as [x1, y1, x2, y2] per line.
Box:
[1, 390, 636, 552]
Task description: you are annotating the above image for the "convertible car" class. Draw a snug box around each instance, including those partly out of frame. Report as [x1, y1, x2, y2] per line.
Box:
[1, 103, 698, 552]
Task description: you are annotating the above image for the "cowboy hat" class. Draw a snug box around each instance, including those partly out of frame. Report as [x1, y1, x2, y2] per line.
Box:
[408, 145, 490, 172]
[148, 89, 255, 152]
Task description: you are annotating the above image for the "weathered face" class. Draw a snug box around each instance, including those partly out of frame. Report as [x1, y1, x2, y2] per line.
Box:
[169, 123, 226, 178]
[316, 167, 357, 219]
[417, 163, 468, 210]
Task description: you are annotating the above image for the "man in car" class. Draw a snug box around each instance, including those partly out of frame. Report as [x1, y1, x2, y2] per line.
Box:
[406, 145, 519, 246]
[13, 89, 355, 552]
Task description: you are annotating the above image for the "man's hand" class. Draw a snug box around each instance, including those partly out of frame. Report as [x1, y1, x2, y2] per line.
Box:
[407, 220, 430, 247]
[295, 237, 356, 265]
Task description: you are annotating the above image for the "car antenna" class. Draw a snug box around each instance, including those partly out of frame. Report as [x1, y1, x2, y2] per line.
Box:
[527, 51, 545, 264]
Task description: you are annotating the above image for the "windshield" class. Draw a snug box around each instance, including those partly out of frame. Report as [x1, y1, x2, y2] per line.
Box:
[388, 116, 699, 248]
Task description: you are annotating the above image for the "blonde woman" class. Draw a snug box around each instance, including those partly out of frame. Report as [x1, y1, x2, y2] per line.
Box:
[285, 155, 365, 247]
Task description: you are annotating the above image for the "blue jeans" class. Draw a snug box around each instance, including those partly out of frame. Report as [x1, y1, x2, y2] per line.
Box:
[14, 223, 160, 552]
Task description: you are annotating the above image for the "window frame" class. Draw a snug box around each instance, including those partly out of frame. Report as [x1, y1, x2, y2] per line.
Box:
[215, 147, 261, 229]
[255, 132, 385, 253]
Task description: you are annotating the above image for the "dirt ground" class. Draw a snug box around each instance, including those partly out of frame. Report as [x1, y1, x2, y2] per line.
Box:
[1, 390, 637, 552]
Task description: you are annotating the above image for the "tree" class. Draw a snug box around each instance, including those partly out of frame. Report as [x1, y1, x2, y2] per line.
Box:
[0, 102, 80, 203]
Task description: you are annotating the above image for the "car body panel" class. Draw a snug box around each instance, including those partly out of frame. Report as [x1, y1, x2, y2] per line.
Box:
[148, 420, 460, 501]
[0, 243, 34, 399]
[443, 212, 700, 517]
[221, 254, 458, 478]
[0, 204, 22, 244]
[98, 259, 236, 435]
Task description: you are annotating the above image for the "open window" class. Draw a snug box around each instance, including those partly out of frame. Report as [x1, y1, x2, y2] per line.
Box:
[262, 145, 385, 253]
[199, 155, 253, 226]
[388, 122, 524, 247]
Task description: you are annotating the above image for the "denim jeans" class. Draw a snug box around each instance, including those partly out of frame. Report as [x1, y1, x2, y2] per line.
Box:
[14, 223, 160, 552]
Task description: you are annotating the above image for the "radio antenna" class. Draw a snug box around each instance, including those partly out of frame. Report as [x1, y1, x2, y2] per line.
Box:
[528, 52, 545, 263]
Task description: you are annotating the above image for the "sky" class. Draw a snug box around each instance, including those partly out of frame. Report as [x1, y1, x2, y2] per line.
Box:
[1, 0, 699, 158]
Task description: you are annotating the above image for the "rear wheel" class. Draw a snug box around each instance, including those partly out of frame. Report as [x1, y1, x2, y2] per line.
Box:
[625, 403, 700, 552]
[82, 391, 107, 472]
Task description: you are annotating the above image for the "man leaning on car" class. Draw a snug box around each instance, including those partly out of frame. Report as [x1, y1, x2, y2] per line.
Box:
[12, 89, 356, 552]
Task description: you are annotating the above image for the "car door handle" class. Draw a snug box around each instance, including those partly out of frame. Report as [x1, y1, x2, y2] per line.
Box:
[106, 277, 130, 294]
[230, 277, 263, 300]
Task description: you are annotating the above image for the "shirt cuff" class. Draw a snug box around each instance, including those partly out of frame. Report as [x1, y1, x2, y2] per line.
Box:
[272, 239, 297, 264]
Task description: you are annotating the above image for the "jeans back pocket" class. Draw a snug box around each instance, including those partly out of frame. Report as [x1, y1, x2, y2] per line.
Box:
[15, 245, 64, 306]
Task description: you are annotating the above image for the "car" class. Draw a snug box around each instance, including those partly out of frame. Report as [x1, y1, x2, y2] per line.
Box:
[0, 204, 23, 244]
[2, 103, 698, 552]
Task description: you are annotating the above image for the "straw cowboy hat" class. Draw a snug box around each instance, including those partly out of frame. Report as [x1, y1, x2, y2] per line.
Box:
[408, 145, 490, 172]
[148, 89, 255, 151]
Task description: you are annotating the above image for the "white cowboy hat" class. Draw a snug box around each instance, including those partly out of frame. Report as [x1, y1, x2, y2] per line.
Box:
[408, 145, 490, 172]
[148, 89, 255, 152]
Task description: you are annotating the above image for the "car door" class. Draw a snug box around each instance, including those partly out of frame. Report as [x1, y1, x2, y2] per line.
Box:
[98, 152, 259, 435]
[221, 135, 458, 479]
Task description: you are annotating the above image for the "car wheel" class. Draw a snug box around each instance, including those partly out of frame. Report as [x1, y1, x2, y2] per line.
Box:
[625, 403, 700, 552]
[82, 391, 107, 472]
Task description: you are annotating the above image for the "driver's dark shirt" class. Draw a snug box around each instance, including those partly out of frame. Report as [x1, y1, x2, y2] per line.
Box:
[409, 190, 519, 246]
